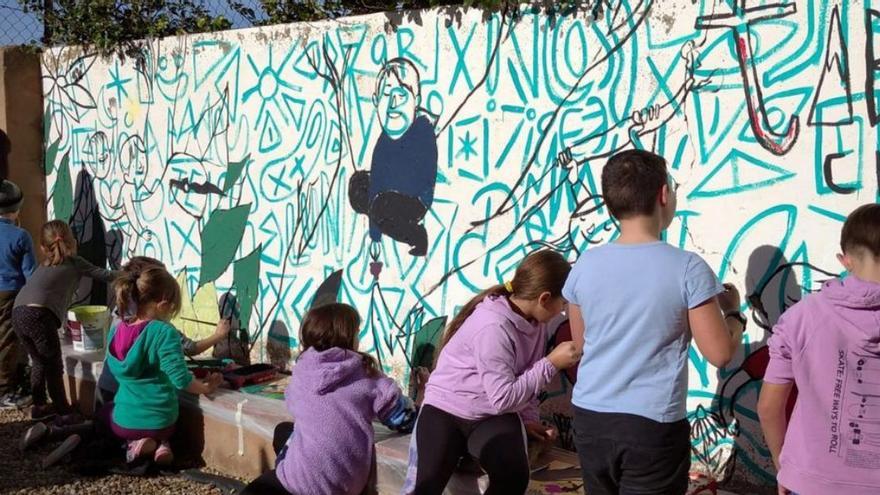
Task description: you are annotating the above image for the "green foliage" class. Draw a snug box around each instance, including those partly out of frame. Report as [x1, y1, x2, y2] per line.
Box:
[20, 1, 597, 56]
[229, 0, 593, 26]
[18, 0, 233, 57]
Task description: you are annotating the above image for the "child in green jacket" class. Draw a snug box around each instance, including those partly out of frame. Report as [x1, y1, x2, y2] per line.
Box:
[105, 264, 221, 465]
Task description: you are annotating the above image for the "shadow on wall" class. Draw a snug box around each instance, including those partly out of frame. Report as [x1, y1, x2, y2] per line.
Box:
[266, 320, 292, 371]
[698, 245, 803, 488]
[213, 292, 251, 365]
[69, 168, 123, 307]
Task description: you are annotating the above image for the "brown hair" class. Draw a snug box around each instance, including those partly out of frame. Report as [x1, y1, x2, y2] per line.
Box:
[114, 265, 182, 321]
[437, 250, 571, 355]
[841, 204, 880, 258]
[122, 256, 164, 274]
[601, 149, 668, 220]
[300, 303, 380, 377]
[40, 220, 77, 266]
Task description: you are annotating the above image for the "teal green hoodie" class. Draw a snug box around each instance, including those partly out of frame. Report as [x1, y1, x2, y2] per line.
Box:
[105, 320, 193, 430]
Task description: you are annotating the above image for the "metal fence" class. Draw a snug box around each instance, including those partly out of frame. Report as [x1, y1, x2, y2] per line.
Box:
[0, 2, 42, 46]
[0, 0, 263, 47]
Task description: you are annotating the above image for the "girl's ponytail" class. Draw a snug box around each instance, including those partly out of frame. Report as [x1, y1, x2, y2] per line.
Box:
[436, 284, 509, 358]
[40, 220, 76, 266]
[435, 250, 570, 362]
[113, 266, 181, 322]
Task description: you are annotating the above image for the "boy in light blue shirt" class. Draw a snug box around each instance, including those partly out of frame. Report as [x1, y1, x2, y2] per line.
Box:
[563, 150, 745, 494]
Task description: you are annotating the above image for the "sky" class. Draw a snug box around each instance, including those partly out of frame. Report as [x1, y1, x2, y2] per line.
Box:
[0, 0, 265, 47]
[0, 0, 42, 46]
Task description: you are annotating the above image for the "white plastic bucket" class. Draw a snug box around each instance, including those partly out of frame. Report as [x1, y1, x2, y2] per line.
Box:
[67, 305, 111, 353]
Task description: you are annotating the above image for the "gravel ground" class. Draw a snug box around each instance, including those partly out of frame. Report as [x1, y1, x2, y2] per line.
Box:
[0, 408, 245, 495]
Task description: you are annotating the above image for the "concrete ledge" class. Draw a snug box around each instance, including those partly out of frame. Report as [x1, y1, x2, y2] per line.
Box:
[60, 345, 592, 494]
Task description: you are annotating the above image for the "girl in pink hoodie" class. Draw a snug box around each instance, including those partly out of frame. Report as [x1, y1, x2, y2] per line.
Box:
[403, 250, 582, 495]
[759, 204, 880, 495]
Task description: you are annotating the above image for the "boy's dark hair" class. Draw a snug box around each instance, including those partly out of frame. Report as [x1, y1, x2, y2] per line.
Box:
[601, 150, 668, 220]
[841, 204, 880, 258]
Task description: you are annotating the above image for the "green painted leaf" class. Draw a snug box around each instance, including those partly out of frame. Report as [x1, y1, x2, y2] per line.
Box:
[52, 152, 72, 221]
[44, 139, 61, 175]
[232, 244, 261, 332]
[223, 154, 251, 193]
[199, 203, 251, 287]
[411, 316, 447, 369]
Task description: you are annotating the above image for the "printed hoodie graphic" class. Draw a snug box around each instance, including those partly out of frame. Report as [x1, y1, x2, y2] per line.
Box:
[765, 276, 880, 494]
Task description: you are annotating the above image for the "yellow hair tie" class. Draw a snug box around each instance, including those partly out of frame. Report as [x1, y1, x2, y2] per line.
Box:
[504, 280, 514, 293]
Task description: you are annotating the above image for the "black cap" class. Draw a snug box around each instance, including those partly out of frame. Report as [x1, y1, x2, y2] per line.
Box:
[0, 179, 23, 214]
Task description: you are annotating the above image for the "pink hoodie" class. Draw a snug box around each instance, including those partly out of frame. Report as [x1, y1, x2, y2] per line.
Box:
[422, 295, 557, 423]
[765, 275, 880, 495]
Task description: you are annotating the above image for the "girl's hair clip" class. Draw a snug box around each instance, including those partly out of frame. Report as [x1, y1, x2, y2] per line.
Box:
[504, 280, 514, 293]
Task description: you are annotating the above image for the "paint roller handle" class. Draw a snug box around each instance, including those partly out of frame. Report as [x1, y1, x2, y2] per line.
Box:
[181, 316, 219, 326]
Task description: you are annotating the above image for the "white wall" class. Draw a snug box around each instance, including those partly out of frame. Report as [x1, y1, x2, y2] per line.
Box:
[42, 1, 877, 486]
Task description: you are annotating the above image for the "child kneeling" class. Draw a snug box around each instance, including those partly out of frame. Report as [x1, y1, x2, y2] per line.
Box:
[105, 264, 221, 464]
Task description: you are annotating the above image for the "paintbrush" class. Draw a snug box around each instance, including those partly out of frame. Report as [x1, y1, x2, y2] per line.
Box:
[180, 316, 219, 326]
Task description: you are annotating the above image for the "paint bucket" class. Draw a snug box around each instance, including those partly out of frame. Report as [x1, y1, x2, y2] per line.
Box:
[67, 306, 111, 353]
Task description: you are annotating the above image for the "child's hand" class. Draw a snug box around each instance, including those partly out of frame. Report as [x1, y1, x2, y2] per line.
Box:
[199, 372, 224, 395]
[187, 373, 223, 396]
[525, 422, 558, 441]
[214, 319, 231, 338]
[207, 372, 223, 389]
[548, 341, 582, 370]
[718, 283, 742, 313]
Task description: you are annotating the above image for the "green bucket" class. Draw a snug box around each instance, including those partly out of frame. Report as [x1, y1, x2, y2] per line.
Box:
[67, 305, 110, 353]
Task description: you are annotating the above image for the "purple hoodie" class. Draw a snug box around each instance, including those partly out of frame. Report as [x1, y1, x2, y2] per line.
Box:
[422, 295, 557, 423]
[278, 347, 405, 495]
[765, 276, 880, 495]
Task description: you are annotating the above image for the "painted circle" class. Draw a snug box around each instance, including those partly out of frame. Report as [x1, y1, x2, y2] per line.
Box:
[527, 108, 537, 121]
[487, 99, 496, 112]
[259, 69, 279, 99]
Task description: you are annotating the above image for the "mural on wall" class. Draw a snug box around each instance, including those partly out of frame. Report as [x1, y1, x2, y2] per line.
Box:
[42, 0, 879, 487]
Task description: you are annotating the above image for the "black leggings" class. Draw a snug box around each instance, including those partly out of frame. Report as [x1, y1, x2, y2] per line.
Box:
[240, 422, 295, 494]
[11, 306, 69, 411]
[412, 404, 529, 495]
